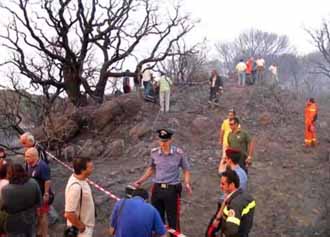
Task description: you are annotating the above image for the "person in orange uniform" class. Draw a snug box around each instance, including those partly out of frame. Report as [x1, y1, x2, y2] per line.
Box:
[304, 98, 318, 147]
[245, 57, 254, 85]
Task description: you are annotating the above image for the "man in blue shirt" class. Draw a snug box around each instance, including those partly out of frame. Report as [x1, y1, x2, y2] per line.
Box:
[25, 147, 51, 237]
[109, 188, 166, 237]
[223, 148, 248, 191]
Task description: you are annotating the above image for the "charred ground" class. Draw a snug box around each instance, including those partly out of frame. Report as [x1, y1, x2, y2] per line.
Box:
[29, 82, 330, 237]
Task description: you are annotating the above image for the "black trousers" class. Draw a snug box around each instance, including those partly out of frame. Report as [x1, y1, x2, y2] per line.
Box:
[151, 183, 182, 232]
[209, 87, 218, 102]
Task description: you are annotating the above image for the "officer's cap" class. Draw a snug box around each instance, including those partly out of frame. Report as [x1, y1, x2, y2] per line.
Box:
[156, 129, 173, 140]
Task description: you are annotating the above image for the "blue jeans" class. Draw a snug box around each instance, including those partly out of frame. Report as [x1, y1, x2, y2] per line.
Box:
[238, 72, 246, 86]
[143, 81, 151, 97]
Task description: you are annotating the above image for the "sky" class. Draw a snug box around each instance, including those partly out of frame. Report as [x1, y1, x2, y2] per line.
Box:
[182, 0, 330, 55]
[1, 0, 330, 90]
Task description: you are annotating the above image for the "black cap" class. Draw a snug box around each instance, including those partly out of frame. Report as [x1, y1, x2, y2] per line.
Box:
[156, 129, 173, 140]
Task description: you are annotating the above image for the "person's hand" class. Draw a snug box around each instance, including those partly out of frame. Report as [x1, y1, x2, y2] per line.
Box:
[246, 156, 252, 166]
[79, 224, 86, 233]
[37, 208, 41, 216]
[43, 192, 49, 203]
[218, 158, 226, 175]
[185, 183, 192, 195]
[212, 218, 220, 228]
[133, 180, 142, 188]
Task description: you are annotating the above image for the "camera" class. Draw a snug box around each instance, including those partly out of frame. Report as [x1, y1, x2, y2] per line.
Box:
[125, 185, 136, 198]
[64, 226, 79, 237]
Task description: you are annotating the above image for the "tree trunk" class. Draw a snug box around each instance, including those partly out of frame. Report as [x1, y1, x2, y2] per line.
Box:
[63, 64, 86, 106]
[94, 75, 107, 104]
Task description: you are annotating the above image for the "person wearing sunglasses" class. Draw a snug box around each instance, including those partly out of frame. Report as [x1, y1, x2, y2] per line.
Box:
[227, 117, 255, 173]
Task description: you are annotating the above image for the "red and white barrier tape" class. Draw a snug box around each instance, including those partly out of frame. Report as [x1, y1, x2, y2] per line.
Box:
[46, 151, 186, 237]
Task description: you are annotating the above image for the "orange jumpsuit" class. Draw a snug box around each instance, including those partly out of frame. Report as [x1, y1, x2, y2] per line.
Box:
[304, 102, 318, 146]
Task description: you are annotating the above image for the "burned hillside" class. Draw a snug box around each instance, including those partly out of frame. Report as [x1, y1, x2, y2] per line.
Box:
[28, 82, 330, 237]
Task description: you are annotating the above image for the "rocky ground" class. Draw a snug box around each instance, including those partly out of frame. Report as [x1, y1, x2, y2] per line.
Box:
[25, 80, 330, 237]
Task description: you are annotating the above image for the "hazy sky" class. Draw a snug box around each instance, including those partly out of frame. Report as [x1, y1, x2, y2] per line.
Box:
[1, 0, 330, 89]
[183, 0, 330, 55]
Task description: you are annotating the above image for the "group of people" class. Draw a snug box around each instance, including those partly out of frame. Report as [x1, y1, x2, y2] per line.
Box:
[0, 95, 319, 237]
[70, 129, 262, 237]
[0, 111, 257, 237]
[0, 132, 56, 237]
[141, 66, 173, 113]
[235, 56, 278, 87]
[121, 65, 173, 113]
[109, 109, 257, 237]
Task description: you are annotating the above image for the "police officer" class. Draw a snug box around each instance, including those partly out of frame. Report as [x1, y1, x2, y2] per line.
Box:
[212, 168, 255, 237]
[133, 128, 192, 233]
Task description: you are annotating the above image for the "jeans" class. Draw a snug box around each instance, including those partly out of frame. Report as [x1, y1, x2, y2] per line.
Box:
[143, 81, 151, 97]
[159, 90, 171, 112]
[238, 72, 246, 86]
[48, 205, 59, 225]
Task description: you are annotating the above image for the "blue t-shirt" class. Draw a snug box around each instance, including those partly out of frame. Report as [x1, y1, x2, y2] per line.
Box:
[110, 197, 166, 237]
[233, 166, 248, 192]
[27, 159, 50, 195]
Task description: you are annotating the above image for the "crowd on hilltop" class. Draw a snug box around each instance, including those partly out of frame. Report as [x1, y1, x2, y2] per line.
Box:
[118, 56, 279, 112]
[234, 56, 278, 87]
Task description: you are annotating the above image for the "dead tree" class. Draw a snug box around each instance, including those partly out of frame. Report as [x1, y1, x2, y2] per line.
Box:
[0, 0, 196, 106]
[215, 29, 292, 73]
[158, 40, 206, 84]
[307, 21, 330, 80]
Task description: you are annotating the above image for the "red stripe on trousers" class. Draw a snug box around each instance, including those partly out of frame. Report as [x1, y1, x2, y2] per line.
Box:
[207, 225, 215, 237]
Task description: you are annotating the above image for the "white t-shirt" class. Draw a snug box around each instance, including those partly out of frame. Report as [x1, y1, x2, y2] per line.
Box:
[256, 58, 265, 67]
[142, 69, 152, 82]
[269, 65, 277, 75]
[65, 174, 95, 228]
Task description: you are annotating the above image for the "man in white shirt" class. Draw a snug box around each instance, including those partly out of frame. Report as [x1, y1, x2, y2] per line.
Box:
[142, 64, 153, 97]
[65, 157, 95, 237]
[269, 63, 279, 83]
[235, 59, 247, 87]
[255, 56, 265, 82]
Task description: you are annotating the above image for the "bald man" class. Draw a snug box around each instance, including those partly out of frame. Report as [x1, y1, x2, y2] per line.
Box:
[20, 132, 35, 149]
[25, 147, 51, 237]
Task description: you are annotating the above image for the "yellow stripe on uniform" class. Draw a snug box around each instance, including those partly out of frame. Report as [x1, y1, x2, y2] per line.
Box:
[226, 216, 240, 225]
[241, 200, 256, 216]
[223, 206, 229, 215]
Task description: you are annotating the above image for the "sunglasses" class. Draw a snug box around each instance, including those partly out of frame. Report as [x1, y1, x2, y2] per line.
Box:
[229, 123, 236, 126]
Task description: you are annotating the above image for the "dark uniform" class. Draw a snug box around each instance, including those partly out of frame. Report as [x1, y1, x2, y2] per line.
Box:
[221, 189, 256, 237]
[150, 129, 190, 232]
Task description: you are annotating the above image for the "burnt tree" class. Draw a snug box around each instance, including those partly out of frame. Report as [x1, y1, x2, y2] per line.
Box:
[0, 0, 195, 106]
